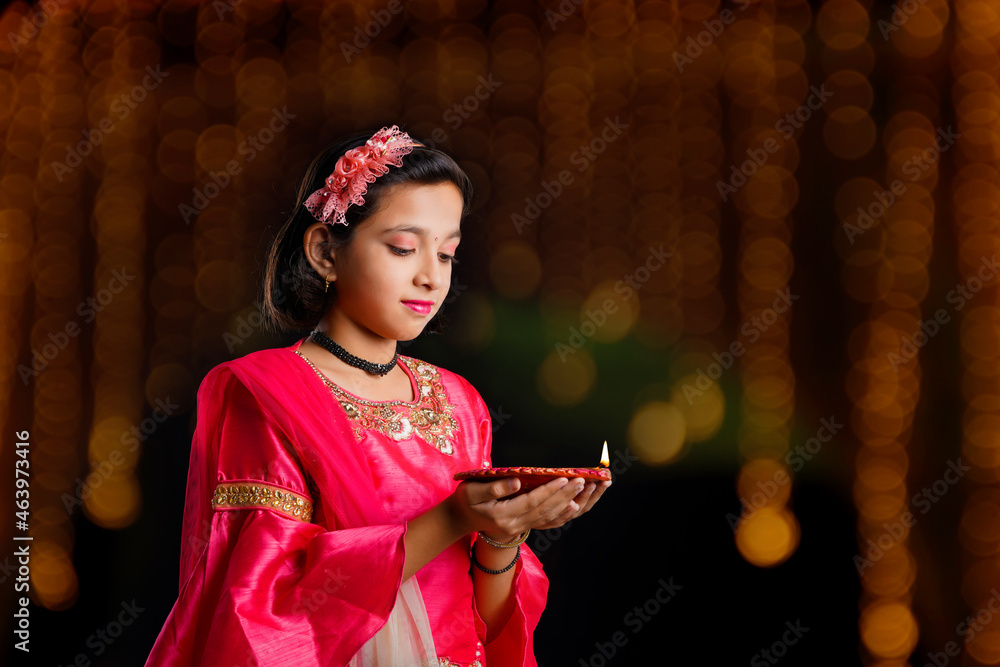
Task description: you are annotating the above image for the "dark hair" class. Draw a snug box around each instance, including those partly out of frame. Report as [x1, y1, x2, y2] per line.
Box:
[262, 128, 475, 335]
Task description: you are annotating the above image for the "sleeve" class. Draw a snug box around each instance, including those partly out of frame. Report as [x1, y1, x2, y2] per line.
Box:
[145, 367, 408, 667]
[465, 388, 549, 667]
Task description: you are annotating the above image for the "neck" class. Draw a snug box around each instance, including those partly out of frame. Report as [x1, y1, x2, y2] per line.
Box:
[313, 315, 398, 370]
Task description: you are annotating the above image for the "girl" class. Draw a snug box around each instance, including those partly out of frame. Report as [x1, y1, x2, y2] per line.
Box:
[145, 125, 611, 667]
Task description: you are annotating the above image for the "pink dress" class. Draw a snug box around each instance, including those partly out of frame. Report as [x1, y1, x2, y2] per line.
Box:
[144, 336, 548, 666]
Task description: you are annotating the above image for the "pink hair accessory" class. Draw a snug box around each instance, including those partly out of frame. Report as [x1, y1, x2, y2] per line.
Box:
[304, 125, 421, 226]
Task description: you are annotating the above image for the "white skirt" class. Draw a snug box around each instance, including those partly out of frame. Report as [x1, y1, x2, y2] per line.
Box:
[347, 575, 439, 667]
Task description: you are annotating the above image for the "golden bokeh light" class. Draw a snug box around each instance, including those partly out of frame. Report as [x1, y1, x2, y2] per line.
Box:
[721, 0, 803, 570]
[84, 474, 142, 531]
[859, 600, 919, 659]
[863, 549, 916, 598]
[736, 458, 792, 508]
[734, 506, 800, 568]
[816, 0, 870, 50]
[31, 543, 79, 611]
[670, 374, 725, 442]
[536, 348, 596, 407]
[627, 400, 687, 466]
[489, 241, 542, 300]
[888, 0, 948, 59]
[954, 1, 1000, 650]
[578, 281, 639, 344]
[967, 625, 1000, 664]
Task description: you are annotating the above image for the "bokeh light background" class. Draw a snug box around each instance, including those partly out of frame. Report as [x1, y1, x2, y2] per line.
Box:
[0, 0, 996, 663]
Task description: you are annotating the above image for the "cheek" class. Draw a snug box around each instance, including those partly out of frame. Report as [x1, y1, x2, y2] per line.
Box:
[358, 265, 407, 304]
[336, 267, 378, 303]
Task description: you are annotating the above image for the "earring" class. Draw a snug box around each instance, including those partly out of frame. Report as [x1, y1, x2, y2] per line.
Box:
[325, 277, 330, 293]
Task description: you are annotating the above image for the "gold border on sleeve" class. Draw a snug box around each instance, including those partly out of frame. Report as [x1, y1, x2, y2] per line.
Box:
[211, 481, 314, 523]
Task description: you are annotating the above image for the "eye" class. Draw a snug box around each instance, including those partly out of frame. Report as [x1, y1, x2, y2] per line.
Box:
[389, 246, 414, 256]
[439, 253, 459, 265]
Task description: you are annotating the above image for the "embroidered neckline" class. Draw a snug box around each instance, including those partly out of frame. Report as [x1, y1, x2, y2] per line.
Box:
[294, 347, 421, 406]
[292, 349, 421, 406]
[292, 348, 459, 455]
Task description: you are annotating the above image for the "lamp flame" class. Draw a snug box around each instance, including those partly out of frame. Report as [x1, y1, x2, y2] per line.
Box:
[600, 440, 610, 467]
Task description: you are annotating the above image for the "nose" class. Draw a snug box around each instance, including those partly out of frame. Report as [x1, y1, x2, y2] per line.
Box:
[414, 250, 447, 291]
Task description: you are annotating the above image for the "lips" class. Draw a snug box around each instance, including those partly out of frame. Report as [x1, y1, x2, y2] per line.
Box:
[402, 300, 433, 315]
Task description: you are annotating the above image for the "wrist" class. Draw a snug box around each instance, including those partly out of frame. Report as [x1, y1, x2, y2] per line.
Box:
[478, 529, 530, 549]
[440, 493, 473, 540]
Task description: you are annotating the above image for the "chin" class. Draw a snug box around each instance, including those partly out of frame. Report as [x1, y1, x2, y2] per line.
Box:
[385, 325, 426, 344]
[401, 325, 430, 342]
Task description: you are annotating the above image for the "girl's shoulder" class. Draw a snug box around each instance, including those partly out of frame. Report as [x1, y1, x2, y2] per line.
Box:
[195, 343, 308, 403]
[201, 346, 290, 383]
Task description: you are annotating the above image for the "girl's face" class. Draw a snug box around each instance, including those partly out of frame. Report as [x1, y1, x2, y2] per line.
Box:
[328, 181, 464, 343]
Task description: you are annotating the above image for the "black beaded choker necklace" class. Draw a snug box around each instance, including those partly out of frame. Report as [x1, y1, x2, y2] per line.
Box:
[309, 330, 398, 377]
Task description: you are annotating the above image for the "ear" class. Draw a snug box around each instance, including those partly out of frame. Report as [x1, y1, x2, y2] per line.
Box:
[302, 222, 339, 281]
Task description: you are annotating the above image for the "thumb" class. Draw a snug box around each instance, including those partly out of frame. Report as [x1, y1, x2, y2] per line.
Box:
[495, 477, 519, 497]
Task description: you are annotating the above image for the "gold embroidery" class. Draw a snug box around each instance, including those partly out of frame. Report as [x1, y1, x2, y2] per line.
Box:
[295, 351, 459, 456]
[432, 659, 482, 667]
[212, 481, 313, 523]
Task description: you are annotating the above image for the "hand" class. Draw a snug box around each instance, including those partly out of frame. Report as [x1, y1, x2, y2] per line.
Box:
[446, 476, 612, 541]
[533, 478, 612, 531]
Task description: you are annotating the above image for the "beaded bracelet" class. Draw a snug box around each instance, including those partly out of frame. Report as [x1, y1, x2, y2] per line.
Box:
[471, 542, 520, 575]
[477, 529, 530, 549]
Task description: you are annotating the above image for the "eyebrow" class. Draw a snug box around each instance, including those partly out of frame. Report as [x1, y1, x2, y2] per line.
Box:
[381, 225, 461, 240]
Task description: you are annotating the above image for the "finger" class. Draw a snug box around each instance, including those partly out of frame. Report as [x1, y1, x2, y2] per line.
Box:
[494, 477, 520, 498]
[573, 482, 597, 504]
[579, 480, 611, 512]
[533, 506, 577, 531]
[480, 476, 583, 521]
[570, 483, 596, 513]
[523, 478, 585, 525]
[491, 476, 571, 515]
[465, 478, 520, 505]
[535, 480, 610, 529]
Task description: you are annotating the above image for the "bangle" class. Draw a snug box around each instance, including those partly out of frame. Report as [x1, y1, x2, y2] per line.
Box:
[477, 529, 530, 548]
[471, 542, 520, 574]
